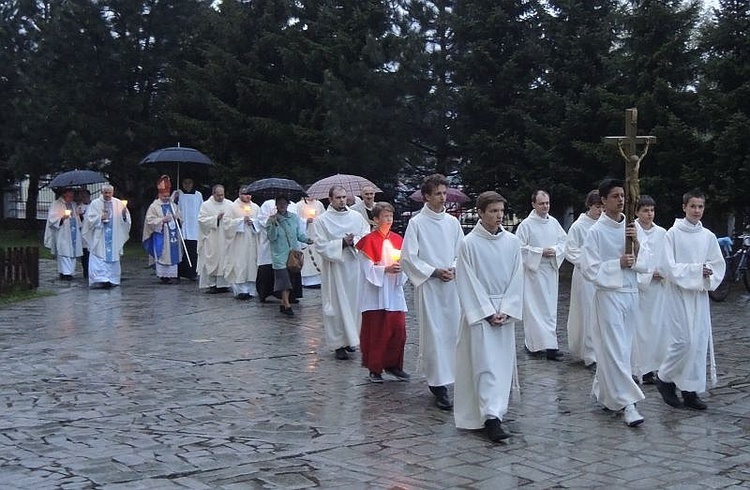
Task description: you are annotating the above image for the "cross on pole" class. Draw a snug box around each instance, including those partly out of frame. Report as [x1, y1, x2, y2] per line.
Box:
[604, 108, 656, 251]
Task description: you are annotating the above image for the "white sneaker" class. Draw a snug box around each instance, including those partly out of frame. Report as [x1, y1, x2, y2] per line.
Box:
[623, 404, 644, 427]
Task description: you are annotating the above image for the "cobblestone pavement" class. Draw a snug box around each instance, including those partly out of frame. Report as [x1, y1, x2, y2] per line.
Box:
[1, 257, 749, 489]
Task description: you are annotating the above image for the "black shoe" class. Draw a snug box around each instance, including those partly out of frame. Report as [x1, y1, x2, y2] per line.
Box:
[546, 349, 563, 361]
[335, 348, 349, 360]
[429, 385, 453, 410]
[682, 391, 707, 410]
[160, 277, 171, 284]
[102, 282, 112, 289]
[642, 371, 655, 385]
[290, 298, 299, 304]
[655, 376, 683, 408]
[344, 346, 357, 353]
[236, 293, 251, 300]
[369, 372, 384, 384]
[207, 286, 219, 294]
[280, 306, 294, 316]
[385, 367, 411, 382]
[484, 418, 511, 442]
[215, 287, 231, 293]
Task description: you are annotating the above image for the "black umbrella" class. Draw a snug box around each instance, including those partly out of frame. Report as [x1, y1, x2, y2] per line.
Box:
[139, 146, 213, 183]
[245, 178, 306, 202]
[48, 170, 107, 189]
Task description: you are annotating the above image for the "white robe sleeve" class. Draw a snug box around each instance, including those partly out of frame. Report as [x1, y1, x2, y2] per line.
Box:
[516, 222, 543, 272]
[499, 251, 525, 322]
[400, 221, 435, 287]
[456, 241, 495, 326]
[581, 231, 624, 289]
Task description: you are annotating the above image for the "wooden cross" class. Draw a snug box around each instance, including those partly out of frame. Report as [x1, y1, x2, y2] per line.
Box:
[604, 108, 656, 251]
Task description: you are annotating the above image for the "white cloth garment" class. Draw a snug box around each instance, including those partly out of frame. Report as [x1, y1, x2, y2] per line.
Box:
[658, 218, 725, 393]
[44, 197, 83, 274]
[401, 204, 464, 387]
[313, 206, 370, 349]
[175, 190, 202, 241]
[197, 196, 234, 288]
[454, 223, 524, 430]
[515, 210, 567, 352]
[565, 212, 598, 365]
[632, 220, 668, 377]
[223, 198, 260, 295]
[82, 196, 131, 286]
[581, 212, 650, 411]
[297, 198, 326, 286]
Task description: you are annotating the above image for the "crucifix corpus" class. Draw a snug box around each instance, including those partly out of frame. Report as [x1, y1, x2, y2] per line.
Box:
[604, 108, 656, 252]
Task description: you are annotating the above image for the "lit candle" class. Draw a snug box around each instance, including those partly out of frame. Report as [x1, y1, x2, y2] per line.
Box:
[390, 249, 401, 262]
[63, 209, 71, 218]
[243, 205, 251, 215]
[121, 199, 128, 207]
[307, 208, 316, 218]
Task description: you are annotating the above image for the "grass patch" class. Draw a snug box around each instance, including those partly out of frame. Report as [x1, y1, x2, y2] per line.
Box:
[0, 228, 52, 259]
[0, 287, 55, 306]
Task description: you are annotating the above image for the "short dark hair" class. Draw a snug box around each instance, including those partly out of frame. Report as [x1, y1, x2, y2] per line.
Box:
[531, 190, 548, 203]
[275, 195, 289, 205]
[585, 189, 600, 208]
[372, 201, 395, 218]
[598, 178, 624, 201]
[476, 191, 507, 212]
[637, 194, 656, 210]
[682, 188, 705, 205]
[329, 185, 346, 199]
[421, 174, 449, 198]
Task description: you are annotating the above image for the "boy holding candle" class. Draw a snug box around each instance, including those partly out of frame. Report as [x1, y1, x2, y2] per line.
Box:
[355, 202, 410, 383]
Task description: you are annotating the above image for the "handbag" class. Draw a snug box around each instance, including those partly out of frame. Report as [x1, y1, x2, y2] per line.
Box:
[284, 222, 304, 272]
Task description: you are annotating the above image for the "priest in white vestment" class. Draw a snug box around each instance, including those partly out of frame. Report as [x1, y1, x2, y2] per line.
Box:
[82, 184, 131, 288]
[581, 179, 650, 427]
[44, 188, 83, 280]
[515, 190, 566, 359]
[454, 191, 523, 443]
[142, 176, 183, 284]
[173, 178, 202, 281]
[655, 190, 725, 411]
[297, 197, 326, 287]
[564, 190, 601, 366]
[223, 187, 260, 299]
[632, 196, 668, 383]
[197, 184, 234, 291]
[312, 185, 370, 360]
[401, 174, 464, 410]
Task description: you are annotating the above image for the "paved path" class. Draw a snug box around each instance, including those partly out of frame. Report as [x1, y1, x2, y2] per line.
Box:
[1, 257, 749, 488]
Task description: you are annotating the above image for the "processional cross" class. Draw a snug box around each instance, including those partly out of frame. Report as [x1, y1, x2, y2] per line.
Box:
[604, 108, 656, 252]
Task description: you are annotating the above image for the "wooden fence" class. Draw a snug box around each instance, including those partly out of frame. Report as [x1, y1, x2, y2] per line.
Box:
[0, 247, 39, 294]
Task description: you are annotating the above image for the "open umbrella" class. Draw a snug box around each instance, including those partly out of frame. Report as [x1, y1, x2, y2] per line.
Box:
[409, 187, 470, 203]
[306, 174, 382, 200]
[245, 177, 306, 202]
[139, 146, 213, 183]
[48, 170, 107, 189]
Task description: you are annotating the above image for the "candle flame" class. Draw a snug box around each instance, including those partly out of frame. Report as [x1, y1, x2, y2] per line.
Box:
[121, 200, 128, 207]
[391, 249, 401, 262]
[64, 209, 71, 217]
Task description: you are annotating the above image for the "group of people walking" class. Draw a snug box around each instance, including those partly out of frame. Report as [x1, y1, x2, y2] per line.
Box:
[43, 172, 725, 444]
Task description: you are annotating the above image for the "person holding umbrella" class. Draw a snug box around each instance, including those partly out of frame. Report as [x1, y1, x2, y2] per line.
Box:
[82, 184, 131, 288]
[142, 176, 183, 284]
[44, 187, 83, 280]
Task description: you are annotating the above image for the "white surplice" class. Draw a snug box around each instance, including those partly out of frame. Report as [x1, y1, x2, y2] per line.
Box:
[632, 220, 668, 377]
[197, 196, 234, 288]
[564, 212, 598, 364]
[223, 198, 260, 295]
[313, 206, 371, 349]
[82, 196, 131, 285]
[297, 198, 326, 286]
[581, 213, 649, 410]
[44, 197, 84, 275]
[401, 205, 464, 387]
[175, 191, 202, 241]
[658, 218, 725, 393]
[454, 223, 524, 429]
[515, 210, 567, 351]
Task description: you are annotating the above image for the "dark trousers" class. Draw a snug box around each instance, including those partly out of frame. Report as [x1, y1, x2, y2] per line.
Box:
[256, 264, 276, 300]
[178, 239, 198, 279]
[80, 248, 90, 278]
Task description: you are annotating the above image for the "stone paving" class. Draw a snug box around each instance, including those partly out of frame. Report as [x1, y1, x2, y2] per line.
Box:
[1, 256, 749, 489]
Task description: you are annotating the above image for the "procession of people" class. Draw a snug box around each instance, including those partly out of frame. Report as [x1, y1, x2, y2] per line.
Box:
[43, 172, 726, 443]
